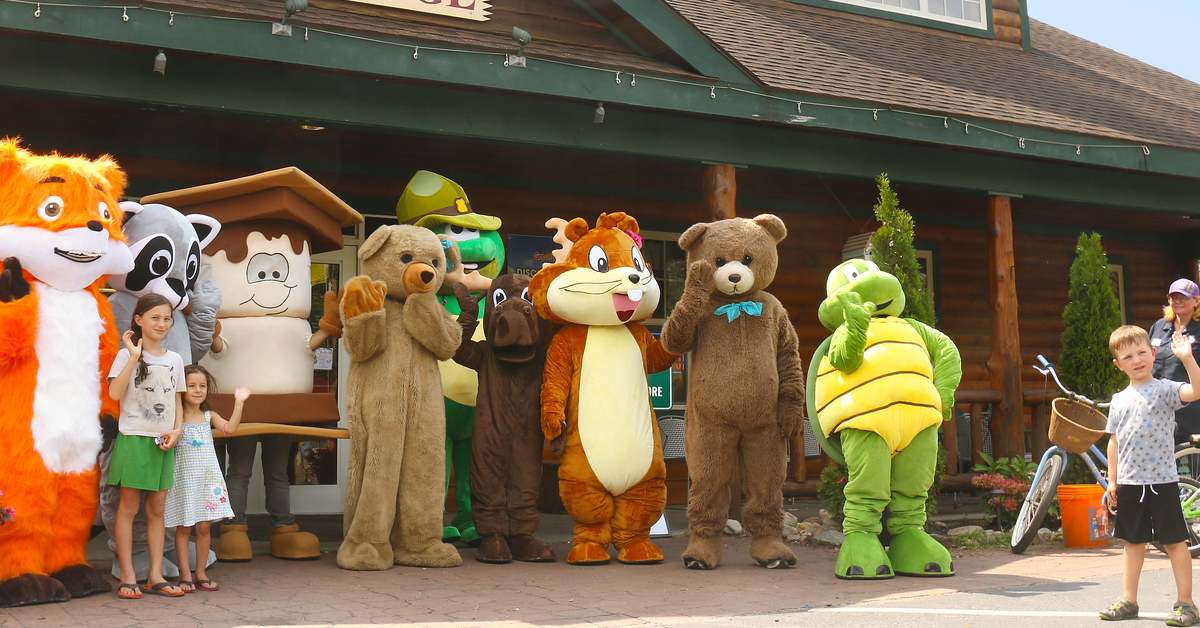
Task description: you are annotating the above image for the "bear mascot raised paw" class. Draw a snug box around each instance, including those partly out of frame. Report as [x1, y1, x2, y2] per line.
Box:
[530, 211, 677, 566]
[808, 259, 961, 580]
[337, 225, 464, 570]
[661, 214, 804, 570]
[0, 139, 134, 606]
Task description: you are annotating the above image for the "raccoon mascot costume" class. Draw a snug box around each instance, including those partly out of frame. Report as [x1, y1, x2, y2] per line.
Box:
[101, 201, 221, 580]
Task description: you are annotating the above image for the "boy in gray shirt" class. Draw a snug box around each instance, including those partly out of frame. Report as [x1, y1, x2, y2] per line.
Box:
[1101, 325, 1198, 625]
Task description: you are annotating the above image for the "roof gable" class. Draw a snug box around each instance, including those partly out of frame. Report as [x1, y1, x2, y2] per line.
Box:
[665, 0, 1200, 151]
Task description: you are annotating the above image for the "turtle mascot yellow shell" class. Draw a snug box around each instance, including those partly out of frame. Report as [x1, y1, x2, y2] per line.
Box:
[807, 259, 961, 580]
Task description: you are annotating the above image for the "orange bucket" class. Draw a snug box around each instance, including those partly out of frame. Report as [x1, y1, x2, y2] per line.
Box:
[1057, 483, 1110, 548]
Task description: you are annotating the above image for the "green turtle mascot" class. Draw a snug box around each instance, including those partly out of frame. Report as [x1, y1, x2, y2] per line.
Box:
[808, 259, 961, 579]
[397, 170, 506, 545]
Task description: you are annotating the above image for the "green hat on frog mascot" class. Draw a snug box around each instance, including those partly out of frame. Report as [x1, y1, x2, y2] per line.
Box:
[396, 170, 506, 282]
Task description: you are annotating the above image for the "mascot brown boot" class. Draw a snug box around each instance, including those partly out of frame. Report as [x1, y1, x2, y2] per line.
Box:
[508, 535, 556, 563]
[270, 524, 320, 560]
[216, 523, 253, 562]
[476, 535, 512, 564]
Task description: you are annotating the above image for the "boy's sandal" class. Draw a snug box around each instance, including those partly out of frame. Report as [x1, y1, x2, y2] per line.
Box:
[145, 581, 185, 597]
[195, 579, 219, 592]
[1166, 602, 1199, 627]
[176, 579, 196, 594]
[1099, 599, 1139, 621]
[116, 583, 142, 600]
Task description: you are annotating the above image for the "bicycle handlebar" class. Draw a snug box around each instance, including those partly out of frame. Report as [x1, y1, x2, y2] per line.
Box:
[1032, 354, 1110, 409]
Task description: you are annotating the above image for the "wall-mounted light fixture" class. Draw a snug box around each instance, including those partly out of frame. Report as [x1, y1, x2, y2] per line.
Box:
[153, 49, 167, 76]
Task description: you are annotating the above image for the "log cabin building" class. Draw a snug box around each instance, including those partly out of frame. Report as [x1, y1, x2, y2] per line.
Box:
[2, 0, 1198, 510]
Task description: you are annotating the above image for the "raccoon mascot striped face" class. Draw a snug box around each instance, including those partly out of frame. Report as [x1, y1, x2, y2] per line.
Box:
[110, 202, 220, 310]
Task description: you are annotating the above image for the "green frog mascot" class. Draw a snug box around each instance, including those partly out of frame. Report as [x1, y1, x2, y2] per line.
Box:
[808, 259, 961, 580]
[397, 170, 506, 545]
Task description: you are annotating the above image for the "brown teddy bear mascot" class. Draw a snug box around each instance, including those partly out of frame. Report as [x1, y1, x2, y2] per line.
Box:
[336, 225, 464, 570]
[661, 214, 805, 570]
[451, 275, 556, 564]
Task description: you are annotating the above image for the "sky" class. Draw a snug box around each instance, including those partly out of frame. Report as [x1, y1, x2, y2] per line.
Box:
[1028, 0, 1199, 84]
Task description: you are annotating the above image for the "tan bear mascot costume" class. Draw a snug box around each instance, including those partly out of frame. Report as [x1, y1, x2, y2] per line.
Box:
[337, 225, 463, 570]
[661, 215, 805, 570]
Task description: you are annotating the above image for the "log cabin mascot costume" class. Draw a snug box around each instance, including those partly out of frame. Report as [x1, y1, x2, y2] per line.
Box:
[101, 200, 221, 581]
[0, 139, 134, 606]
[809, 259, 961, 580]
[530, 212, 676, 565]
[337, 225, 464, 570]
[397, 170, 504, 544]
[661, 215, 804, 570]
[145, 168, 361, 562]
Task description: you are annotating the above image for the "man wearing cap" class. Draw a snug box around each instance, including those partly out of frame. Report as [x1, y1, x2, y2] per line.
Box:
[1150, 278, 1200, 445]
[397, 170, 506, 545]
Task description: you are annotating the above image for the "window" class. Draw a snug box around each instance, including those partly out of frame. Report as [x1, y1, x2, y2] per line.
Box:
[829, 0, 987, 30]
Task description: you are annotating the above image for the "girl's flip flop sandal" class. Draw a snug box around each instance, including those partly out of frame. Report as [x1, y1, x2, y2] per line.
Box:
[195, 579, 219, 592]
[116, 583, 142, 600]
[146, 581, 185, 597]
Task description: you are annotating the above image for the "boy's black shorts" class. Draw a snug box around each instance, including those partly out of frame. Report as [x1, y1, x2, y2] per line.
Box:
[1114, 482, 1190, 545]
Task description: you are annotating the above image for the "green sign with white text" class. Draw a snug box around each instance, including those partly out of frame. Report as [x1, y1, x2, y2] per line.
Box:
[648, 368, 672, 410]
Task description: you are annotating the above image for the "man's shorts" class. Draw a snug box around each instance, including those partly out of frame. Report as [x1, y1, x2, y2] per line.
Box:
[1114, 482, 1189, 545]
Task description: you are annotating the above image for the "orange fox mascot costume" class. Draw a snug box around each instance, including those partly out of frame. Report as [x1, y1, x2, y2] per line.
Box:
[530, 212, 675, 565]
[0, 140, 133, 607]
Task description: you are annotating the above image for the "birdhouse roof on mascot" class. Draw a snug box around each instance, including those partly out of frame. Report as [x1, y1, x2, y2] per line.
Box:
[142, 167, 361, 254]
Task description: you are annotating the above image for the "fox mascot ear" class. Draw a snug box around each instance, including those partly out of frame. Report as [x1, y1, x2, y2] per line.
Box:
[94, 154, 127, 200]
[0, 138, 27, 184]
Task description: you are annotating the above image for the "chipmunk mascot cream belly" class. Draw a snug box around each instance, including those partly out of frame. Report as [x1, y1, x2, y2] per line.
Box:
[530, 212, 676, 565]
[0, 139, 134, 606]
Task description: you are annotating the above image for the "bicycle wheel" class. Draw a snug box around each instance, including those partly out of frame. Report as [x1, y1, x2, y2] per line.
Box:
[1152, 476, 1200, 558]
[1012, 450, 1066, 554]
[1175, 444, 1200, 481]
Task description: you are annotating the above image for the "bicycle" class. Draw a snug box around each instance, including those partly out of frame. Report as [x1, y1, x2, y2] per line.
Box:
[1011, 355, 1200, 556]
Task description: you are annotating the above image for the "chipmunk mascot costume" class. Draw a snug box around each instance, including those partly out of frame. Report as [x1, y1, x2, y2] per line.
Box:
[0, 139, 134, 606]
[337, 225, 463, 570]
[101, 200, 221, 581]
[530, 212, 676, 566]
[398, 170, 504, 544]
[661, 215, 804, 570]
[809, 259, 961, 580]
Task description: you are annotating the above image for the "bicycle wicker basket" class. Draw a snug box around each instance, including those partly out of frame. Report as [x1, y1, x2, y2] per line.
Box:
[1049, 397, 1107, 454]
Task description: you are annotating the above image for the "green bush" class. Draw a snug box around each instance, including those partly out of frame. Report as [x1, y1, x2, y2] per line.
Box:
[1059, 233, 1124, 402]
[869, 173, 936, 326]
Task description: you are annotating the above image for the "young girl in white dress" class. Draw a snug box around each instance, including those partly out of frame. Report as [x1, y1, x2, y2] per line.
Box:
[165, 365, 248, 592]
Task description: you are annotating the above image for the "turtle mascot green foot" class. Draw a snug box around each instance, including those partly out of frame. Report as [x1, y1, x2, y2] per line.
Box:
[808, 259, 962, 580]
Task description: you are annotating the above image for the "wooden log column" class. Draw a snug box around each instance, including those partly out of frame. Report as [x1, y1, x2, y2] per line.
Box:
[702, 163, 737, 221]
[986, 194, 1025, 458]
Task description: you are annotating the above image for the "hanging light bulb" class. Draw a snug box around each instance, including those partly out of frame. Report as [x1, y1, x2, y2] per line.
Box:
[593, 102, 605, 124]
[153, 49, 166, 76]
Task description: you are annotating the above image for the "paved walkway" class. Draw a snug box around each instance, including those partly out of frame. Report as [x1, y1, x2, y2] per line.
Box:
[1, 514, 1159, 628]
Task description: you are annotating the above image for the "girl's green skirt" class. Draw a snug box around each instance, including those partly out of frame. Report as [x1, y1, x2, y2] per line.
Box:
[106, 434, 175, 492]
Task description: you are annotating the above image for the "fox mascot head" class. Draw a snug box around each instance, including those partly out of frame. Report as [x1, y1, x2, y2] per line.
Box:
[0, 139, 133, 290]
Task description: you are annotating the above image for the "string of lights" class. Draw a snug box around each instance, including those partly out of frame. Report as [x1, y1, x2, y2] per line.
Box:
[2, 0, 1154, 158]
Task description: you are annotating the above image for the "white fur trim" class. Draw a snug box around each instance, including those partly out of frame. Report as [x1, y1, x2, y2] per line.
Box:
[31, 285, 104, 474]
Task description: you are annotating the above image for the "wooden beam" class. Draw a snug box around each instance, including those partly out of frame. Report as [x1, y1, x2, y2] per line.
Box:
[703, 164, 737, 220]
[986, 195, 1025, 458]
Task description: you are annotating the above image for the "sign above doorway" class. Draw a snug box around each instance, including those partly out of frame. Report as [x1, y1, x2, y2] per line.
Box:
[347, 0, 492, 21]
